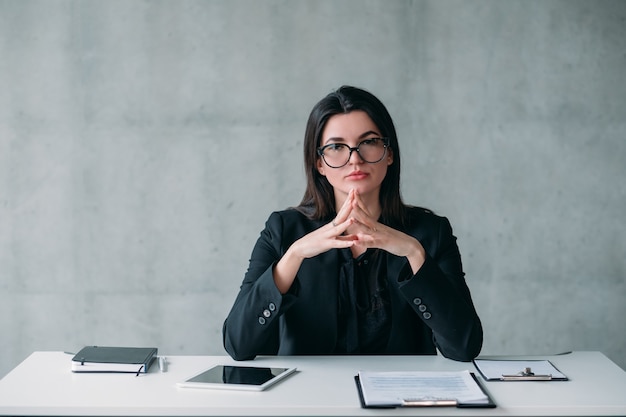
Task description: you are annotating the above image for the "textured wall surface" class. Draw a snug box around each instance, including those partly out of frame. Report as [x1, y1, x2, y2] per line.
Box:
[1, 0, 625, 377]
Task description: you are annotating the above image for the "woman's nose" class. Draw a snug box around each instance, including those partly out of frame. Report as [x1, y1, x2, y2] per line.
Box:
[348, 147, 364, 164]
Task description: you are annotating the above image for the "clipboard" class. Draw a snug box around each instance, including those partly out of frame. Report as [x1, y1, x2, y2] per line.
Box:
[354, 373, 496, 409]
[473, 359, 568, 381]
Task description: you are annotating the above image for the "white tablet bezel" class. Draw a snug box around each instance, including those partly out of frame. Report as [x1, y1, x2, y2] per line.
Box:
[177, 364, 297, 391]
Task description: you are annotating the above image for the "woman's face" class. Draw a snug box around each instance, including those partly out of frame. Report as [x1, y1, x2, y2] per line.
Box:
[316, 110, 393, 201]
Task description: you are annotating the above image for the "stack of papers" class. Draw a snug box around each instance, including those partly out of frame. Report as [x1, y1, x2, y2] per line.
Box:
[356, 370, 494, 408]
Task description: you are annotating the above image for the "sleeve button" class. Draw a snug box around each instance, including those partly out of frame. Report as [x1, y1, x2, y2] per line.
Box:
[258, 317, 266, 325]
[412, 298, 422, 305]
[423, 312, 432, 320]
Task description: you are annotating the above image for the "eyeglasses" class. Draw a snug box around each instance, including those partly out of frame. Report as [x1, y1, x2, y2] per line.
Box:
[317, 138, 390, 168]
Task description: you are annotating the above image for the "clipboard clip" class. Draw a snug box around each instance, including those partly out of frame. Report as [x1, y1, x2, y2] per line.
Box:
[402, 397, 458, 407]
[501, 367, 552, 381]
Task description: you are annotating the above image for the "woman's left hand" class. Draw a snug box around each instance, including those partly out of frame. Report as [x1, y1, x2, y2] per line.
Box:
[348, 191, 427, 274]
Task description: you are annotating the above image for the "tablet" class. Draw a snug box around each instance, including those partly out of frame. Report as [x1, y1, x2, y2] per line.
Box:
[177, 365, 297, 391]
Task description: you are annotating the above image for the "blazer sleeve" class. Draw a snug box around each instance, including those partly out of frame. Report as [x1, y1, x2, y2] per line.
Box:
[398, 215, 483, 361]
[222, 212, 299, 361]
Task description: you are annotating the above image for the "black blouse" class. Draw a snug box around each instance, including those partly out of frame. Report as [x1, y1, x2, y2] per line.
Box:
[335, 248, 392, 353]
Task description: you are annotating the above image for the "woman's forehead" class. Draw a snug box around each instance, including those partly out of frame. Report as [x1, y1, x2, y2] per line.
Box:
[321, 111, 381, 142]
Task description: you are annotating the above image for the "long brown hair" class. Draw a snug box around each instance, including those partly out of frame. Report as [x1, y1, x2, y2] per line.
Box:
[296, 86, 409, 227]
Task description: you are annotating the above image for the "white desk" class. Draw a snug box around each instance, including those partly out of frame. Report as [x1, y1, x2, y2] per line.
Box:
[0, 351, 625, 416]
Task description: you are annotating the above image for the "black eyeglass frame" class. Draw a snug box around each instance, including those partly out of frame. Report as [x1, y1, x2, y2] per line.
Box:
[317, 137, 390, 168]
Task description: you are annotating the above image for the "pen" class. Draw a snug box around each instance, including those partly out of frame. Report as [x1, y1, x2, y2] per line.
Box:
[158, 356, 168, 372]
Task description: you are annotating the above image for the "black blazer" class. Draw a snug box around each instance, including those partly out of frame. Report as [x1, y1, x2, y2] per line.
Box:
[223, 207, 483, 362]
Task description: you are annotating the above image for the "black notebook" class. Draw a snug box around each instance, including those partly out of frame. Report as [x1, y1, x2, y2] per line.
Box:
[71, 346, 158, 373]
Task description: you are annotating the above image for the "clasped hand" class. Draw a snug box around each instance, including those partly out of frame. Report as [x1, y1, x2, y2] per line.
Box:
[290, 189, 426, 271]
[275, 190, 427, 293]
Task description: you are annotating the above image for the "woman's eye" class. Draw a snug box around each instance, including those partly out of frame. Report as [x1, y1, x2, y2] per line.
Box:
[360, 138, 378, 146]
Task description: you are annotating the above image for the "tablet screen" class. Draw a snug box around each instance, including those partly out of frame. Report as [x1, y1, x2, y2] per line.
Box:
[178, 365, 297, 391]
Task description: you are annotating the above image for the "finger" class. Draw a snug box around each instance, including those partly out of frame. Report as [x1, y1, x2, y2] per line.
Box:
[327, 229, 357, 249]
[350, 233, 375, 250]
[350, 203, 378, 231]
[331, 217, 355, 235]
[352, 190, 372, 217]
[336, 234, 358, 242]
[333, 189, 356, 225]
[331, 239, 356, 249]
[350, 220, 378, 237]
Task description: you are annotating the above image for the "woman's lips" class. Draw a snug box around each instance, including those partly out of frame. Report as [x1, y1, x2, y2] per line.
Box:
[346, 171, 368, 180]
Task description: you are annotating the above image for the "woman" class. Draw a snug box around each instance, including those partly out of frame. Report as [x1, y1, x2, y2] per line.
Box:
[222, 86, 483, 362]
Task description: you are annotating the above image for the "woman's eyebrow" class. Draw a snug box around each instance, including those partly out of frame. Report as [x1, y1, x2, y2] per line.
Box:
[324, 130, 381, 144]
[324, 137, 345, 143]
[358, 130, 381, 139]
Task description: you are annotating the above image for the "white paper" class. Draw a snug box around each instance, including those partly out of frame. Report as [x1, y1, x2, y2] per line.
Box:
[358, 370, 488, 406]
[473, 359, 567, 380]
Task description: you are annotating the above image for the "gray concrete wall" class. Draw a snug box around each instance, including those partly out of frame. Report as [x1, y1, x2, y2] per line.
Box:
[1, 0, 625, 377]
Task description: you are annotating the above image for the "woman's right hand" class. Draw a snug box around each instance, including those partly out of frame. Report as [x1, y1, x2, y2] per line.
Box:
[288, 189, 357, 259]
[272, 190, 357, 293]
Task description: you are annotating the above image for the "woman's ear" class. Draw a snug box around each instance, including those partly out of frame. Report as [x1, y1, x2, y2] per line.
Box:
[387, 148, 394, 165]
[317, 158, 326, 176]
